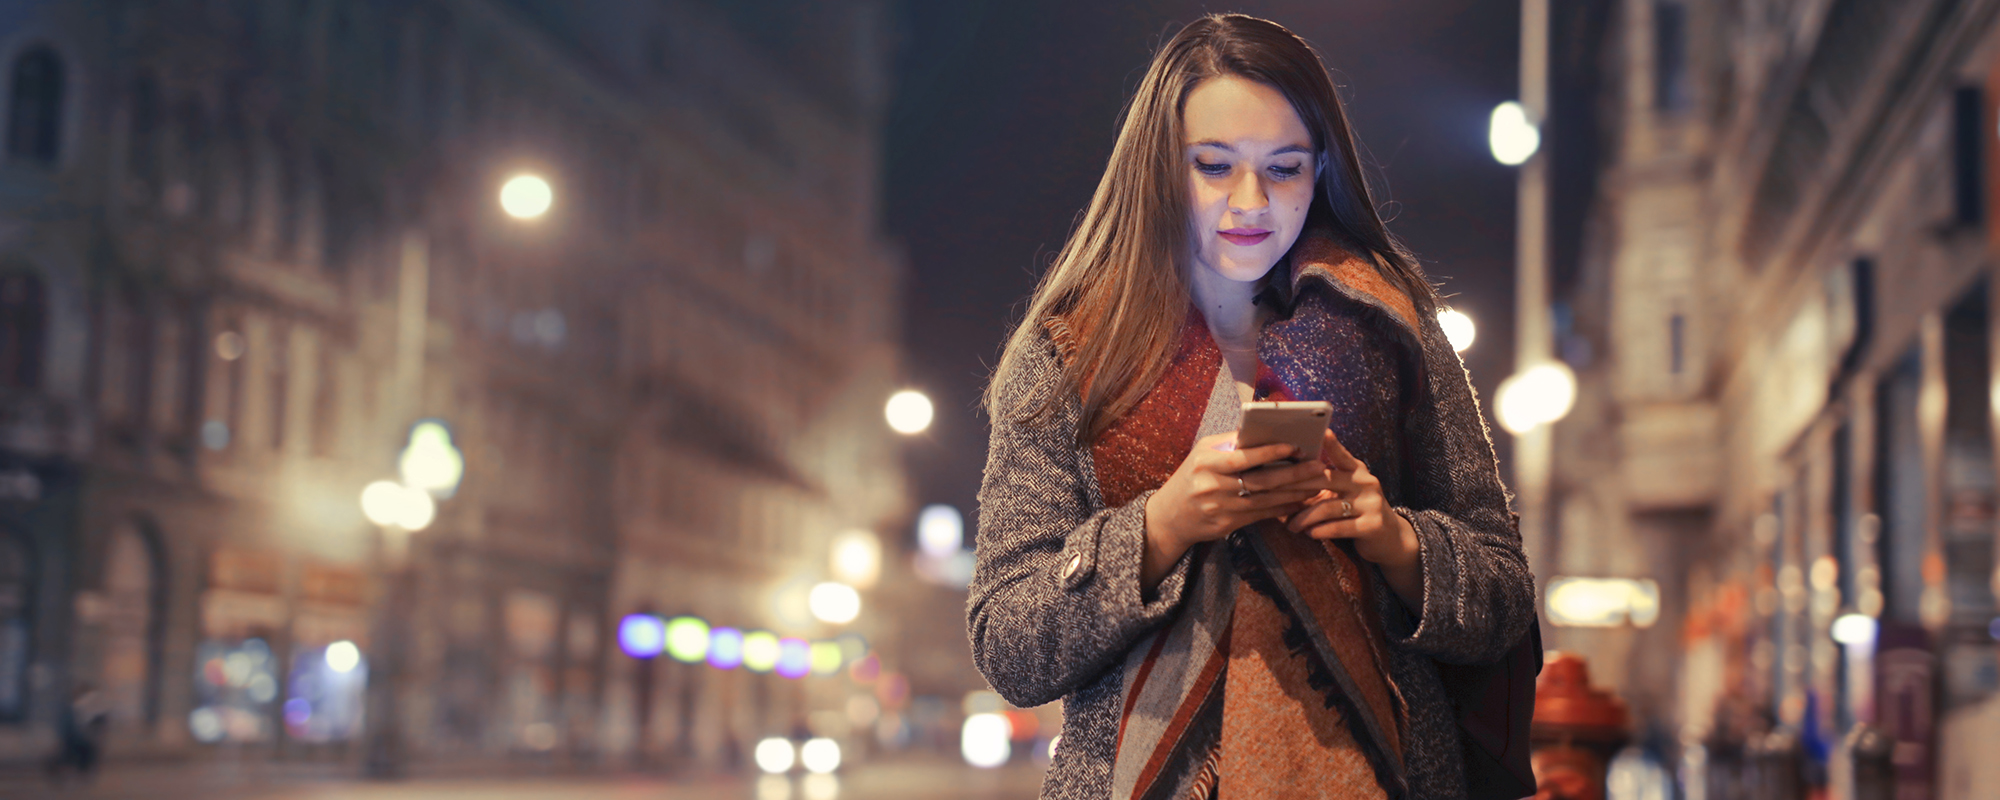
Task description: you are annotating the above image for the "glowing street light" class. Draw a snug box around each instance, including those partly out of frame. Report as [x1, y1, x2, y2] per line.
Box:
[398, 420, 464, 498]
[809, 582, 862, 625]
[1437, 307, 1477, 353]
[830, 529, 882, 588]
[360, 480, 436, 531]
[885, 389, 934, 434]
[1495, 361, 1577, 434]
[1488, 101, 1540, 166]
[499, 173, 554, 220]
[325, 640, 362, 673]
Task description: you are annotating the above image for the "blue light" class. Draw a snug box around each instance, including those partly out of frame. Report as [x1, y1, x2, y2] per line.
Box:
[775, 637, 811, 679]
[617, 614, 666, 659]
[708, 627, 744, 670]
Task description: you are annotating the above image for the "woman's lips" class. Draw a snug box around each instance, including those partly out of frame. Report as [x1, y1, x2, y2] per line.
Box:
[1219, 230, 1272, 246]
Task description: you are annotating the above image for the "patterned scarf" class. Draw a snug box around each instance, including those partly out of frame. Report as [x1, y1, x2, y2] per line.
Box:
[1057, 235, 1426, 799]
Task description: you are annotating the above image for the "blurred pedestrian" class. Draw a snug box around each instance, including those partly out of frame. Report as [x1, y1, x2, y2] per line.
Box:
[46, 682, 109, 784]
[969, 13, 1537, 800]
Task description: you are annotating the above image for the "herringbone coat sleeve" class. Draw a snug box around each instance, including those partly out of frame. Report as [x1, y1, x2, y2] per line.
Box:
[967, 333, 1196, 709]
[1385, 310, 1538, 665]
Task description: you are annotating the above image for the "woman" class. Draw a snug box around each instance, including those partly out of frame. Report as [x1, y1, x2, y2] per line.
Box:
[968, 14, 1537, 800]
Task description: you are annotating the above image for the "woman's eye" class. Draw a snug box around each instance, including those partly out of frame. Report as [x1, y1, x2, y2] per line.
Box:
[1194, 161, 1230, 176]
[1269, 165, 1304, 180]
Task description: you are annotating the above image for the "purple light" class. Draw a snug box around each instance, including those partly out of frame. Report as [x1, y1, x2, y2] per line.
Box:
[708, 627, 744, 669]
[776, 637, 811, 679]
[283, 698, 311, 727]
[618, 614, 666, 659]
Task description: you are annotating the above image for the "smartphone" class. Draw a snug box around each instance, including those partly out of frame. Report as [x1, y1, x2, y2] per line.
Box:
[1237, 401, 1332, 464]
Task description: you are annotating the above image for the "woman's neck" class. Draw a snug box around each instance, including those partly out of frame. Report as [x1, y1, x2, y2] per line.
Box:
[1189, 269, 1264, 351]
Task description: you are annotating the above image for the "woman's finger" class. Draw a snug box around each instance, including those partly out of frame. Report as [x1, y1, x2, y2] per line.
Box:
[1214, 442, 1297, 473]
[1320, 429, 1363, 472]
[1240, 461, 1329, 494]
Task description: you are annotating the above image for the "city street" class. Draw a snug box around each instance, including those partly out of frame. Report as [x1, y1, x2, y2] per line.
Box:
[14, 756, 1049, 800]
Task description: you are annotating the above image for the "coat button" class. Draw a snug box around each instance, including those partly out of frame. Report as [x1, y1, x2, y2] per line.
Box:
[1062, 554, 1082, 579]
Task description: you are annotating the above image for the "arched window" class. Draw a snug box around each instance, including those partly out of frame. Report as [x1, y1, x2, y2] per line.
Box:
[100, 524, 163, 729]
[0, 268, 45, 390]
[6, 46, 63, 164]
[0, 530, 32, 721]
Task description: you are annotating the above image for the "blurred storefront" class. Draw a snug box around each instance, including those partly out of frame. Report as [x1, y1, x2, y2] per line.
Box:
[0, 0, 908, 777]
[1542, 0, 2000, 797]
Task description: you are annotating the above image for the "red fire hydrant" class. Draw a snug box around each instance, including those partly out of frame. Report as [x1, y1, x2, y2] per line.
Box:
[1529, 652, 1631, 800]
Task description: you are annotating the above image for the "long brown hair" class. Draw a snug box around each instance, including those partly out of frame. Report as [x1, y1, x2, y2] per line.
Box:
[987, 13, 1436, 442]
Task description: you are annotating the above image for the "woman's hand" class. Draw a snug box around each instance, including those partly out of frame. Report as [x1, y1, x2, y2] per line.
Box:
[1285, 429, 1423, 609]
[1140, 432, 1329, 590]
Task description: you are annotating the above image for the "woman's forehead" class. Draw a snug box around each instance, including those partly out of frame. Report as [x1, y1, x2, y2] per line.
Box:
[1183, 76, 1312, 153]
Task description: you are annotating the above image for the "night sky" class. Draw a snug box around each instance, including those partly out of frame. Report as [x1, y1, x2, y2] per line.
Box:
[882, 1, 1523, 535]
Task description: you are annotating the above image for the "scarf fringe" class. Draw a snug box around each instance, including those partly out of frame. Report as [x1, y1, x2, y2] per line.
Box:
[1226, 533, 1407, 800]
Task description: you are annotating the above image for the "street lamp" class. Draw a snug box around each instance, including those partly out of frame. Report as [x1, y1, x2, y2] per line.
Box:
[885, 389, 933, 434]
[1488, 101, 1540, 166]
[1437, 307, 1477, 353]
[499, 173, 554, 220]
[360, 421, 462, 778]
[1494, 361, 1577, 435]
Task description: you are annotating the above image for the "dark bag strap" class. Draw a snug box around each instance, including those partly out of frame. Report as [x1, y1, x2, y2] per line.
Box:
[1435, 619, 1542, 800]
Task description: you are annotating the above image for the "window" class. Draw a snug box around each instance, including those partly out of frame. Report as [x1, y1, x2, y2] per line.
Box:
[0, 530, 32, 721]
[1953, 86, 1985, 227]
[6, 46, 63, 164]
[128, 74, 160, 198]
[1653, 1, 1689, 113]
[100, 524, 162, 729]
[267, 325, 289, 451]
[0, 268, 45, 390]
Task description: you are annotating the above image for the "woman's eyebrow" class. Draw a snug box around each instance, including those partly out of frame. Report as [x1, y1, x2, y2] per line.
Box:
[1188, 140, 1314, 156]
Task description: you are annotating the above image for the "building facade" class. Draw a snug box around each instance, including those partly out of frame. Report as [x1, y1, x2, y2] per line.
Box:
[0, 0, 907, 773]
[1550, 0, 2000, 795]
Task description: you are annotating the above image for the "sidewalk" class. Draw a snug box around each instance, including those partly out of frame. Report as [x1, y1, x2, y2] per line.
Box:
[0, 751, 1050, 800]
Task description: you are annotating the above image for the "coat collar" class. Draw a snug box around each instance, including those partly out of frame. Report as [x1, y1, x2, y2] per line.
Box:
[1261, 227, 1421, 335]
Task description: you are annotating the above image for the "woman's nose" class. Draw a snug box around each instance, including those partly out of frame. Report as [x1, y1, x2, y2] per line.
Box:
[1228, 172, 1269, 216]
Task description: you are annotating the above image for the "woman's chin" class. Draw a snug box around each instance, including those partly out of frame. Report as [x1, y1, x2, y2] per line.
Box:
[1214, 258, 1281, 283]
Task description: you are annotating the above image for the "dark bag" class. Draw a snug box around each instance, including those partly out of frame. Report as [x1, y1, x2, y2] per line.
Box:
[1435, 619, 1542, 800]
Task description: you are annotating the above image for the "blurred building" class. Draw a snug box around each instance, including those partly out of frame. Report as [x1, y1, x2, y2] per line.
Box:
[0, 0, 907, 774]
[1547, 0, 2000, 795]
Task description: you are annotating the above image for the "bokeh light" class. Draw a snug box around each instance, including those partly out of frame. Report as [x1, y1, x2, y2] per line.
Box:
[1437, 307, 1477, 353]
[707, 627, 744, 669]
[324, 640, 361, 673]
[961, 712, 1013, 768]
[801, 737, 842, 773]
[754, 736, 796, 774]
[808, 581, 861, 625]
[617, 614, 666, 659]
[917, 504, 964, 558]
[776, 637, 812, 679]
[665, 616, 710, 663]
[499, 173, 554, 219]
[1488, 101, 1540, 166]
[830, 529, 882, 588]
[885, 389, 934, 434]
[398, 420, 464, 497]
[809, 641, 844, 675]
[743, 630, 780, 673]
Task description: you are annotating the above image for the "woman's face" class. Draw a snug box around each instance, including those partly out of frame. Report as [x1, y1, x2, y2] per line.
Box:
[1183, 74, 1319, 287]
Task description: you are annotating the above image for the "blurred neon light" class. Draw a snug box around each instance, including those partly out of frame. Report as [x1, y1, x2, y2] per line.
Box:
[776, 637, 812, 679]
[707, 627, 744, 669]
[1545, 577, 1659, 628]
[664, 616, 710, 663]
[1832, 613, 1878, 646]
[617, 614, 666, 659]
[810, 641, 844, 676]
[743, 631, 781, 673]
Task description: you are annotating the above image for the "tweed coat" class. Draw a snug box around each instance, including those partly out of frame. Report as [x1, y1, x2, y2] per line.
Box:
[967, 253, 1538, 799]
